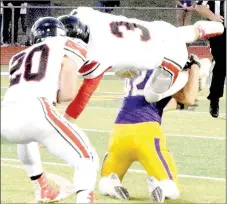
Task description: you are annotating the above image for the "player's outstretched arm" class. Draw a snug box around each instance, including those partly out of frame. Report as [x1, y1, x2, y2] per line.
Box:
[194, 4, 224, 23]
[64, 73, 104, 121]
[173, 64, 200, 105]
[58, 56, 80, 103]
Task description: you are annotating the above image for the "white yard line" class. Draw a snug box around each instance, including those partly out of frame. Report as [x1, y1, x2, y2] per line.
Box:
[81, 128, 225, 140]
[1, 100, 225, 115]
[2, 158, 225, 182]
[1, 163, 76, 203]
[56, 105, 226, 115]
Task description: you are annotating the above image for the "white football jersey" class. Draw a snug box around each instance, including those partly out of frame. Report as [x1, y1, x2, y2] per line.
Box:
[74, 7, 188, 79]
[3, 36, 87, 103]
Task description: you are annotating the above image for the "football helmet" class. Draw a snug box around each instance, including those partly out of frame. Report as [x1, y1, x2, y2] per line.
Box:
[30, 17, 66, 45]
[57, 15, 89, 43]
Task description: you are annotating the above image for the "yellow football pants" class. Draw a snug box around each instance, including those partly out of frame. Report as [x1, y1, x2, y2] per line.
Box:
[101, 122, 180, 189]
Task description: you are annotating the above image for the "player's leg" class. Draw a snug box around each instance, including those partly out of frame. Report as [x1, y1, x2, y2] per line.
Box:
[144, 35, 188, 103]
[177, 20, 224, 44]
[1, 101, 61, 202]
[17, 142, 61, 202]
[136, 122, 180, 203]
[36, 97, 98, 204]
[99, 125, 134, 200]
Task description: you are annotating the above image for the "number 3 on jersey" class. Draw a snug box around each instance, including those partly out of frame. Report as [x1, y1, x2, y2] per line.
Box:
[110, 21, 151, 41]
[9, 44, 49, 87]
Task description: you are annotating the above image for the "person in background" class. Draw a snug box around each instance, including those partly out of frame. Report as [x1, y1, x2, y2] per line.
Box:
[176, 0, 196, 26]
[25, 1, 51, 46]
[195, 1, 226, 118]
[0, 1, 3, 45]
[2, 1, 23, 46]
[96, 1, 120, 13]
[20, 2, 27, 34]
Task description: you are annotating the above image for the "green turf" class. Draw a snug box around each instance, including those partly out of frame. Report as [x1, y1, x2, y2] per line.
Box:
[1, 67, 226, 203]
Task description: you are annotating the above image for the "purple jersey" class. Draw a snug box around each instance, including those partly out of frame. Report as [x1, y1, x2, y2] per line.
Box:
[115, 70, 171, 124]
[177, 0, 192, 7]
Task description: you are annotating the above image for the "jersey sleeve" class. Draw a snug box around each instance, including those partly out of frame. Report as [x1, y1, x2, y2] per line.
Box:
[78, 60, 111, 79]
[65, 73, 104, 119]
[64, 39, 88, 68]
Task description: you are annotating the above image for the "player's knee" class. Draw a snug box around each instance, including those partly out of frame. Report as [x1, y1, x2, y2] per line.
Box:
[160, 179, 180, 200]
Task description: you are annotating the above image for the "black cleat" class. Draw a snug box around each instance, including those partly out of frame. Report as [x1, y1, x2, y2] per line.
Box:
[114, 186, 129, 200]
[152, 187, 164, 203]
[209, 100, 219, 118]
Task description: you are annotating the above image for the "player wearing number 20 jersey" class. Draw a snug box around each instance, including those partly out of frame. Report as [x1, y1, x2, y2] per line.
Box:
[1, 17, 98, 204]
[3, 36, 86, 104]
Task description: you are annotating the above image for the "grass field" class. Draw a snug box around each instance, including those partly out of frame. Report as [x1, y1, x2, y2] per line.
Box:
[1, 64, 226, 203]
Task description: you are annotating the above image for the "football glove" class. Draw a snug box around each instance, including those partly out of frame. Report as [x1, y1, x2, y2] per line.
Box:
[184, 54, 201, 70]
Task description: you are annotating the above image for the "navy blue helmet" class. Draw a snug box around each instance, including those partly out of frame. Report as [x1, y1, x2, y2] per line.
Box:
[30, 17, 66, 45]
[57, 15, 89, 43]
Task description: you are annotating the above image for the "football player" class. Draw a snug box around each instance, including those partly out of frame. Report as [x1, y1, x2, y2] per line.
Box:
[98, 54, 201, 203]
[1, 17, 98, 204]
[58, 9, 224, 122]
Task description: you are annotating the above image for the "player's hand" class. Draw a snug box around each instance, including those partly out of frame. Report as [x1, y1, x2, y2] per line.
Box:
[211, 15, 224, 23]
[184, 54, 201, 70]
[115, 69, 139, 79]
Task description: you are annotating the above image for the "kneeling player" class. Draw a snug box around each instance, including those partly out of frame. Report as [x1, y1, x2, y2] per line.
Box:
[98, 55, 201, 203]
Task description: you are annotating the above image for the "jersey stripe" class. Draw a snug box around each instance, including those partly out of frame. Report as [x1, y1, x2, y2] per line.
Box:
[65, 39, 87, 58]
[78, 60, 100, 75]
[39, 97, 90, 159]
[161, 58, 182, 83]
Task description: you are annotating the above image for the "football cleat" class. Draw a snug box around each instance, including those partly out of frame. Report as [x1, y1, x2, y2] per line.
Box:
[76, 190, 95, 204]
[33, 173, 61, 202]
[99, 173, 129, 200]
[147, 176, 165, 203]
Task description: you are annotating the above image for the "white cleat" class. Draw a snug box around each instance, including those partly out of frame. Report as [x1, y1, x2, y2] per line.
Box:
[99, 173, 129, 200]
[147, 176, 165, 203]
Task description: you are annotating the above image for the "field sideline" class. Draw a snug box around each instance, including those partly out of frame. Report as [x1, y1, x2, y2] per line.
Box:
[1, 64, 226, 203]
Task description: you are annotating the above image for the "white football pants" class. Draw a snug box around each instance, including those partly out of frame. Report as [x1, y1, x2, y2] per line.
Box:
[1, 97, 99, 192]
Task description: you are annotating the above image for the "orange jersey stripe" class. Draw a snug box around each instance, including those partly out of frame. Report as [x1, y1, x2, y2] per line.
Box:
[40, 98, 90, 158]
[65, 39, 87, 58]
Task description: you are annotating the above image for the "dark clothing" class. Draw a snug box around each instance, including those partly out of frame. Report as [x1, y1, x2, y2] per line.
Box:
[197, 1, 226, 100]
[177, 0, 193, 8]
[207, 28, 226, 100]
[96, 1, 120, 13]
[20, 14, 26, 33]
[0, 14, 2, 39]
[2, 1, 23, 43]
